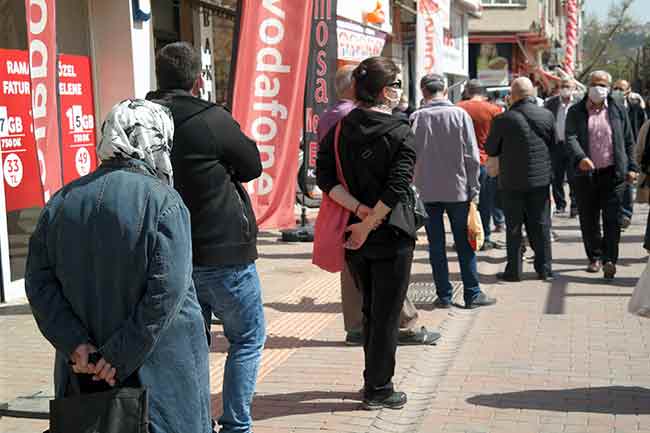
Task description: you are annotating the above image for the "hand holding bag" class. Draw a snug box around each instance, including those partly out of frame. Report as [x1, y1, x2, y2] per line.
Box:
[628, 256, 650, 318]
[467, 202, 485, 252]
[387, 185, 428, 239]
[49, 356, 148, 433]
[313, 123, 351, 273]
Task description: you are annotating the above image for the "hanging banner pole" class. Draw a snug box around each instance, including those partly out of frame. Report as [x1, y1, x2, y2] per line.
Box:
[25, 0, 63, 203]
[232, 0, 314, 230]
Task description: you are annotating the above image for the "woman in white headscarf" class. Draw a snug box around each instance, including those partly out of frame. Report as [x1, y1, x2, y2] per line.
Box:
[26, 99, 213, 433]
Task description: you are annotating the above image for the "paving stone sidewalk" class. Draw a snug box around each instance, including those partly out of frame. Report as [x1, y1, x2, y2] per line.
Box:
[1, 207, 648, 433]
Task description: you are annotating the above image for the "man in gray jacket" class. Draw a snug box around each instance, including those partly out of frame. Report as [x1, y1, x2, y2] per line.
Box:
[411, 74, 497, 309]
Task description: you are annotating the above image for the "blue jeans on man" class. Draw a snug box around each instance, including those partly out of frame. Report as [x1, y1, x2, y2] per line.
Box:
[478, 166, 498, 241]
[424, 202, 481, 305]
[193, 263, 266, 433]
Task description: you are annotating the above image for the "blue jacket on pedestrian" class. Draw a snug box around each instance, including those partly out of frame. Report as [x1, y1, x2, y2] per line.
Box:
[25, 159, 212, 433]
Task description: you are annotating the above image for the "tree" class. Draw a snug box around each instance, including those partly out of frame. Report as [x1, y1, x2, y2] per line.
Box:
[578, 0, 636, 82]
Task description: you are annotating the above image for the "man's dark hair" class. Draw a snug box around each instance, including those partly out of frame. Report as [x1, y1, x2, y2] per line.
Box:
[465, 79, 485, 98]
[156, 42, 202, 91]
[420, 74, 446, 97]
[353, 57, 400, 106]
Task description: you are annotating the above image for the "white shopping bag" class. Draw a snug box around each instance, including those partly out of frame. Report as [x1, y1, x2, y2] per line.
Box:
[629, 256, 650, 318]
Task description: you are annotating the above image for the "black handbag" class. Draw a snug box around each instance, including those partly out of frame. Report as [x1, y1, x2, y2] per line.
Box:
[49, 362, 148, 433]
[388, 185, 428, 239]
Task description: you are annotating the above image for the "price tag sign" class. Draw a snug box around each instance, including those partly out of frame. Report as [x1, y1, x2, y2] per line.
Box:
[0, 49, 44, 211]
[58, 54, 97, 184]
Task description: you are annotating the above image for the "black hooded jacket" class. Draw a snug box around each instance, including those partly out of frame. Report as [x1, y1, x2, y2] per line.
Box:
[147, 89, 262, 266]
[316, 108, 417, 252]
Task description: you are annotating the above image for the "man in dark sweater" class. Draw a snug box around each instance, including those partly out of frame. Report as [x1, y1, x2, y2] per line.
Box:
[148, 42, 264, 433]
[486, 77, 556, 282]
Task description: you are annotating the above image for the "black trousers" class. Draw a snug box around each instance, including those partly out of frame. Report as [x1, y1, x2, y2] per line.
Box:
[645, 211, 650, 251]
[501, 186, 552, 278]
[346, 243, 414, 399]
[574, 167, 625, 264]
[551, 144, 577, 211]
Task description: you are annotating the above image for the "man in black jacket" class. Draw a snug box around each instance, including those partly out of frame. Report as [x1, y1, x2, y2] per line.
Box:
[545, 78, 578, 217]
[148, 42, 265, 433]
[486, 77, 555, 282]
[612, 79, 647, 229]
[566, 71, 639, 279]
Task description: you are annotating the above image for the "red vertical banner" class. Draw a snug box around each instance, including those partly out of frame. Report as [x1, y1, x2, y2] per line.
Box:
[58, 54, 97, 184]
[0, 49, 44, 211]
[232, 0, 313, 230]
[25, 0, 62, 202]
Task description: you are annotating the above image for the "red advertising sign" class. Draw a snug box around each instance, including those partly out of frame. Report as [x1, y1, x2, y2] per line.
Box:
[58, 54, 97, 184]
[0, 49, 44, 211]
[232, 0, 313, 229]
[25, 0, 63, 202]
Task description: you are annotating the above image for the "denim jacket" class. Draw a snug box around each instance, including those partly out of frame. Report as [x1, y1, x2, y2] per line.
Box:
[25, 160, 212, 433]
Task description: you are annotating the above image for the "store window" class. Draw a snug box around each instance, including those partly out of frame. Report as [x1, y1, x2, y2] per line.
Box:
[0, 0, 94, 285]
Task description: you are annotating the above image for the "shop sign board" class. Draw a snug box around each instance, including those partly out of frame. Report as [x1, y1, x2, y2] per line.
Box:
[337, 20, 387, 63]
[58, 54, 97, 185]
[441, 7, 468, 77]
[232, 0, 313, 229]
[25, 0, 63, 202]
[337, 0, 392, 34]
[416, 0, 445, 102]
[477, 43, 510, 86]
[0, 49, 44, 211]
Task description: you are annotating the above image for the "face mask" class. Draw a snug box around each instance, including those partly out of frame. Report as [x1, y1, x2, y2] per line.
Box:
[589, 86, 609, 104]
[384, 87, 403, 110]
[611, 90, 625, 101]
[560, 88, 573, 99]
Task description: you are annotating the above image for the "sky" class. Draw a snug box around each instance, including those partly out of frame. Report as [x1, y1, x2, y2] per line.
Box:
[583, 0, 650, 22]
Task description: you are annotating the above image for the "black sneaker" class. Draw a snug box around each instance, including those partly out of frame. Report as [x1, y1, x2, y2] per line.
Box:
[345, 330, 363, 346]
[398, 326, 441, 346]
[466, 292, 497, 309]
[433, 299, 452, 309]
[621, 216, 632, 230]
[603, 261, 616, 280]
[362, 391, 407, 410]
[496, 272, 521, 282]
[554, 208, 566, 216]
[537, 272, 554, 282]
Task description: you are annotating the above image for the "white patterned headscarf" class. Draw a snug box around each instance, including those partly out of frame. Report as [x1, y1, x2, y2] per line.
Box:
[97, 99, 175, 186]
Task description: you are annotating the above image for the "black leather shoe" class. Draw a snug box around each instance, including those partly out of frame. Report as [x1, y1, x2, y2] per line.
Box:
[362, 391, 407, 410]
[497, 272, 521, 282]
[466, 292, 497, 309]
[603, 261, 616, 280]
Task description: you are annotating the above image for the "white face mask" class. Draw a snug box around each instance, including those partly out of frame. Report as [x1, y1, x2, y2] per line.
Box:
[384, 87, 403, 110]
[589, 86, 609, 104]
[560, 88, 573, 99]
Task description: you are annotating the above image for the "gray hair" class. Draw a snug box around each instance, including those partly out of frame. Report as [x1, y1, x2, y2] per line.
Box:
[511, 77, 535, 99]
[335, 65, 356, 99]
[588, 70, 612, 85]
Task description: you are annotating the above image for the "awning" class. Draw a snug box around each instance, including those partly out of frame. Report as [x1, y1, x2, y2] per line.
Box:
[455, 0, 482, 18]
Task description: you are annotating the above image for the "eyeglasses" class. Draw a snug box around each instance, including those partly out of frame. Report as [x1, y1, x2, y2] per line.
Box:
[387, 80, 402, 89]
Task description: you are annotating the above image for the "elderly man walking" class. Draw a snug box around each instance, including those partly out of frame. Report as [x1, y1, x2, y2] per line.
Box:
[486, 77, 556, 282]
[545, 78, 578, 217]
[411, 74, 496, 309]
[566, 71, 639, 279]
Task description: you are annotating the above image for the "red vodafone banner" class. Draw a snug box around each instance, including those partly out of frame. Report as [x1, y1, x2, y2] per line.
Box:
[0, 49, 44, 211]
[232, 0, 313, 229]
[25, 0, 63, 202]
[58, 54, 97, 185]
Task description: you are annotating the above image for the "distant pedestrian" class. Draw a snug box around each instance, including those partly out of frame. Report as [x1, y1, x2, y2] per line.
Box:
[612, 79, 647, 229]
[457, 79, 505, 251]
[148, 42, 265, 433]
[545, 78, 579, 217]
[25, 100, 212, 433]
[320, 66, 440, 347]
[566, 71, 639, 279]
[411, 74, 497, 309]
[317, 57, 416, 410]
[486, 77, 555, 282]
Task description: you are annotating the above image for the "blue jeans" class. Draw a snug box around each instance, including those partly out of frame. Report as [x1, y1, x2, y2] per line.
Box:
[193, 263, 266, 433]
[622, 183, 635, 219]
[424, 202, 481, 305]
[479, 166, 496, 241]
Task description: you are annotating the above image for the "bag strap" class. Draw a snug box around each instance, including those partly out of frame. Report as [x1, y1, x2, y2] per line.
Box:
[333, 122, 350, 191]
[515, 109, 549, 145]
